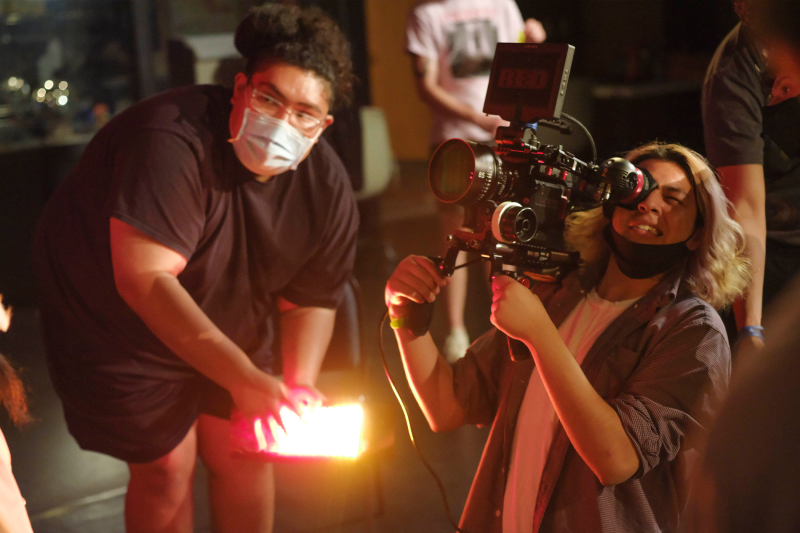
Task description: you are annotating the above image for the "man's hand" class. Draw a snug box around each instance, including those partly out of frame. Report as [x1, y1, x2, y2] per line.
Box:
[385, 255, 449, 318]
[735, 334, 765, 355]
[490, 275, 546, 343]
[0, 294, 10, 333]
[230, 372, 293, 420]
[473, 113, 509, 135]
[524, 18, 547, 44]
[731, 334, 766, 385]
[287, 384, 326, 414]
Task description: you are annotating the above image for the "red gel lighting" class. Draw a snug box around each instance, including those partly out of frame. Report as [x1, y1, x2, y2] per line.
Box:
[236, 404, 364, 460]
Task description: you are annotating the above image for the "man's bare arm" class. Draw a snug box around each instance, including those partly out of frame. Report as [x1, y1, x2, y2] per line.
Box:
[410, 54, 505, 134]
[277, 297, 335, 389]
[717, 164, 767, 334]
[110, 217, 291, 416]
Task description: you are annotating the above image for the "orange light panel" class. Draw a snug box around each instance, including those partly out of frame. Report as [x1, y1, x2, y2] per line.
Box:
[253, 404, 363, 459]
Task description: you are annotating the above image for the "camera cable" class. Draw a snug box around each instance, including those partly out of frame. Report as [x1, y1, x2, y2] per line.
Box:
[379, 260, 475, 533]
[561, 112, 597, 163]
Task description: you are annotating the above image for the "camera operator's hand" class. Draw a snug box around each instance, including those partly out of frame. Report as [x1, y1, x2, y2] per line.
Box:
[385, 255, 449, 318]
[473, 113, 509, 135]
[490, 275, 548, 343]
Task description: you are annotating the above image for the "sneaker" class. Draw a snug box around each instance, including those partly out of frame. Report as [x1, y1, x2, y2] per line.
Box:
[443, 328, 470, 364]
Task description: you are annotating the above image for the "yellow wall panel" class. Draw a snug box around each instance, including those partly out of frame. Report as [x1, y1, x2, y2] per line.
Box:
[365, 0, 432, 161]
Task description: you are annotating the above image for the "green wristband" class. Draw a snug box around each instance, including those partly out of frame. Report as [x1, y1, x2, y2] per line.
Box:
[390, 316, 408, 330]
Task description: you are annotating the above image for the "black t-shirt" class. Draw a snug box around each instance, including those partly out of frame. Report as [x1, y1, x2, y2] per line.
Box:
[702, 23, 800, 242]
[34, 85, 358, 451]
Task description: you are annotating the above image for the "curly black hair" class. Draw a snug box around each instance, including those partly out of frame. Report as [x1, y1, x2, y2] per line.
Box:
[234, 3, 355, 111]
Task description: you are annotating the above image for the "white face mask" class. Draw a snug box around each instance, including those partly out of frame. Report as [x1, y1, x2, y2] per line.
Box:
[229, 108, 319, 176]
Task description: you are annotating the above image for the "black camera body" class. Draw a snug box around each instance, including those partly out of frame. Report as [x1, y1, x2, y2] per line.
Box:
[428, 43, 657, 281]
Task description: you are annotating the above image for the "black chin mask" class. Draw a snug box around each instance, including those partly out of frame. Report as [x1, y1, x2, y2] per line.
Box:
[762, 97, 800, 158]
[602, 225, 691, 279]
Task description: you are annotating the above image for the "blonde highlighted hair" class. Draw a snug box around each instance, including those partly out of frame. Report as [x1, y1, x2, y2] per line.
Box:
[564, 142, 750, 309]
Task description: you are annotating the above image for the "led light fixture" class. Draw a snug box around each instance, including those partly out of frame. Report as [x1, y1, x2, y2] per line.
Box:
[232, 403, 364, 461]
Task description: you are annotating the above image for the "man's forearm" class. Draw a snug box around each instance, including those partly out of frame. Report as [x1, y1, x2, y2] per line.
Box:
[111, 217, 270, 395]
[279, 306, 335, 387]
[120, 272, 262, 392]
[416, 78, 482, 123]
[734, 210, 766, 328]
[717, 164, 767, 329]
[411, 54, 483, 125]
[394, 329, 465, 432]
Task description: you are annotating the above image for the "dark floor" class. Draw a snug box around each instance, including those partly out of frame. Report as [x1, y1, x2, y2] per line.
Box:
[0, 164, 499, 533]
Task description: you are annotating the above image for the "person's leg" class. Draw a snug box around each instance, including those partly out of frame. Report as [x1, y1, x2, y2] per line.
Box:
[197, 413, 275, 533]
[438, 204, 470, 362]
[125, 421, 197, 533]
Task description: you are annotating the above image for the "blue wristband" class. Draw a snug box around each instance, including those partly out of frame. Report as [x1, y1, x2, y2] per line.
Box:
[738, 325, 765, 341]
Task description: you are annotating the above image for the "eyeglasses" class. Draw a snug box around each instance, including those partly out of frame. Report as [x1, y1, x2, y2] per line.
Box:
[249, 87, 326, 136]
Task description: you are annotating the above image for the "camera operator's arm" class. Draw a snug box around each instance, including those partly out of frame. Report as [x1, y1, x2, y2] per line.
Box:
[385, 256, 465, 432]
[410, 54, 506, 135]
[110, 218, 295, 419]
[718, 164, 766, 353]
[491, 276, 639, 486]
[276, 297, 333, 399]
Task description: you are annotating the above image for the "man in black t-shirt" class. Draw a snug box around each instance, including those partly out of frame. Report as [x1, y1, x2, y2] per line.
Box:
[702, 1, 800, 359]
[33, 5, 357, 533]
[684, 3, 800, 531]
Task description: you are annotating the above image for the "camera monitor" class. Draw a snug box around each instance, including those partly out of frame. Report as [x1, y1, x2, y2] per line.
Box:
[483, 42, 575, 123]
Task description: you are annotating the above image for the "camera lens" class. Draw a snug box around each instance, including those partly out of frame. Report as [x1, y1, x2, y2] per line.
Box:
[429, 139, 500, 205]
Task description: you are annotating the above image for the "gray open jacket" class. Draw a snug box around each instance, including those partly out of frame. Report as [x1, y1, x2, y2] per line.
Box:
[453, 267, 730, 533]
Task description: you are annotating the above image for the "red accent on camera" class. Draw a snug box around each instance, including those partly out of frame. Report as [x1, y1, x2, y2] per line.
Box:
[621, 168, 645, 205]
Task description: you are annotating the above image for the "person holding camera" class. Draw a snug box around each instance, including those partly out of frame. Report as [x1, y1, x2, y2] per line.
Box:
[385, 142, 748, 532]
[33, 5, 358, 533]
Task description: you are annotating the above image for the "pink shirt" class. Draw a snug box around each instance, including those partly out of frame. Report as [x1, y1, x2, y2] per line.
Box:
[0, 429, 33, 533]
[406, 0, 525, 145]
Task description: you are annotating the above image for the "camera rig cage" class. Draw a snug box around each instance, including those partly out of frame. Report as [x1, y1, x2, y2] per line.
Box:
[400, 44, 659, 353]
[427, 42, 657, 284]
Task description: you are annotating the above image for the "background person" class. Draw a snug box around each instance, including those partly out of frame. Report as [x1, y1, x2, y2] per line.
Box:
[386, 143, 748, 532]
[684, 2, 800, 531]
[701, 0, 800, 358]
[32, 4, 358, 533]
[405, 0, 546, 363]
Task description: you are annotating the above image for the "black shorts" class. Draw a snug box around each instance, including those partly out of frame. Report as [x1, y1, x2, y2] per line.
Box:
[59, 373, 241, 464]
